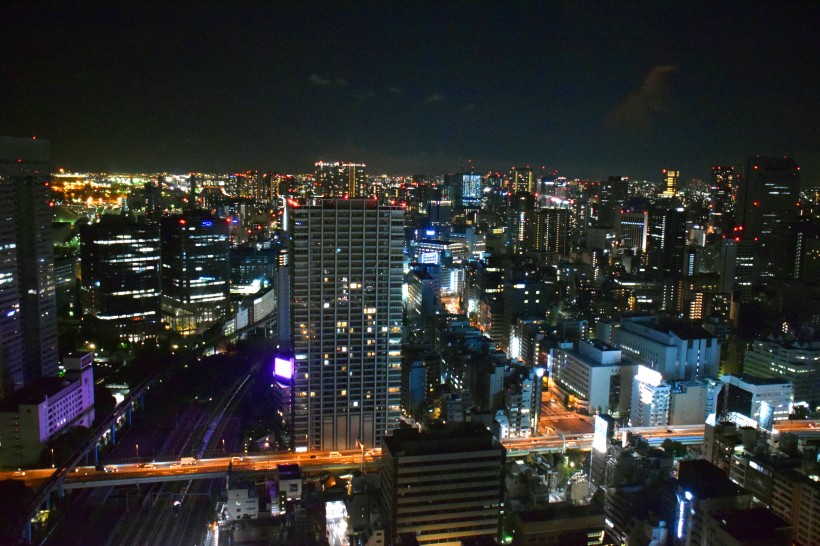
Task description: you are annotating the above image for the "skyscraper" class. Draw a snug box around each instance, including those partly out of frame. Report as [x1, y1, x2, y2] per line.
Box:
[80, 212, 161, 343]
[161, 210, 230, 335]
[0, 136, 59, 397]
[288, 198, 403, 451]
[661, 168, 679, 197]
[646, 207, 687, 276]
[736, 156, 800, 277]
[710, 165, 736, 230]
[512, 166, 535, 194]
[314, 161, 367, 198]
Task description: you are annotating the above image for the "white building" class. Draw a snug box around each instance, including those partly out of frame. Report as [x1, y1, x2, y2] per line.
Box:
[742, 335, 820, 407]
[612, 316, 720, 381]
[630, 366, 671, 427]
[226, 481, 259, 520]
[0, 352, 95, 467]
[554, 340, 637, 416]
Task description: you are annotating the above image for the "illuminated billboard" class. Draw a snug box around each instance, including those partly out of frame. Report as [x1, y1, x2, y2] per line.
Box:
[274, 355, 294, 386]
[593, 415, 609, 454]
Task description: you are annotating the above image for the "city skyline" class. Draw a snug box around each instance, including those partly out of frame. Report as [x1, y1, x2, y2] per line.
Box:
[2, 3, 819, 182]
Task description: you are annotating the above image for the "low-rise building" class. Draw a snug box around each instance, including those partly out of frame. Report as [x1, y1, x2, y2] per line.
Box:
[718, 374, 792, 431]
[226, 479, 259, 520]
[742, 335, 820, 407]
[511, 504, 606, 546]
[554, 340, 637, 415]
[0, 352, 95, 468]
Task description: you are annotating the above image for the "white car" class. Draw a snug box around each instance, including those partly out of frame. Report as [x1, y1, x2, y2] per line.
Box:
[103, 466, 119, 473]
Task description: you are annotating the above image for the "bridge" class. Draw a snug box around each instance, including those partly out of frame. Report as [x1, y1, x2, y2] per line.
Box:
[4, 425, 716, 492]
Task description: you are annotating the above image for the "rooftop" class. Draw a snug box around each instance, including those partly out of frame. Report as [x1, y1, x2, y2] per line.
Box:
[711, 507, 791, 541]
[0, 377, 76, 411]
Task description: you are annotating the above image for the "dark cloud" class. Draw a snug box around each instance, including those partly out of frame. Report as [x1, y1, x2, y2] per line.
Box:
[309, 73, 347, 87]
[425, 92, 445, 103]
[606, 65, 677, 132]
[308, 73, 331, 86]
[388, 87, 403, 95]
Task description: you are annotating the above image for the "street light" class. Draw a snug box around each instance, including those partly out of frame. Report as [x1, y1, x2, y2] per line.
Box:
[50, 448, 55, 468]
[136, 444, 139, 459]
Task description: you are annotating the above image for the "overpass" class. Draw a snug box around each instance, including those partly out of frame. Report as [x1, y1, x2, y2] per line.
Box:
[5, 425, 715, 492]
[1, 312, 276, 544]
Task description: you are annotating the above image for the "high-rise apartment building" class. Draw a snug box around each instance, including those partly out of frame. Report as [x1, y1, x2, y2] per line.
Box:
[160, 210, 230, 335]
[80, 213, 161, 343]
[530, 206, 571, 261]
[288, 199, 404, 451]
[314, 161, 367, 198]
[0, 136, 59, 397]
[512, 166, 535, 194]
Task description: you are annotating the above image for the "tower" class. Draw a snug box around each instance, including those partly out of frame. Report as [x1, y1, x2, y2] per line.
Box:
[288, 198, 403, 451]
[0, 136, 59, 397]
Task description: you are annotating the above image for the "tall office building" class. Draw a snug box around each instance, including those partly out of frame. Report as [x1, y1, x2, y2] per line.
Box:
[736, 156, 800, 277]
[619, 210, 649, 253]
[646, 207, 687, 276]
[0, 136, 59, 397]
[710, 165, 736, 230]
[314, 161, 367, 198]
[380, 423, 505, 545]
[288, 199, 403, 451]
[80, 212, 161, 343]
[508, 191, 536, 254]
[661, 168, 679, 197]
[160, 210, 230, 335]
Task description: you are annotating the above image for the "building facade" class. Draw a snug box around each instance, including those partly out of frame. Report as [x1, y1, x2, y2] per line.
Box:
[160, 210, 230, 335]
[0, 136, 59, 398]
[380, 423, 505, 546]
[80, 213, 161, 343]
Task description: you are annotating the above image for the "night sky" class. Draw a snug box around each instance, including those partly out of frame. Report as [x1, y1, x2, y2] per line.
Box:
[2, 2, 818, 182]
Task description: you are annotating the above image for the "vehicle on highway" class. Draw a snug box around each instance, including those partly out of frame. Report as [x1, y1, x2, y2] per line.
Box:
[170, 462, 181, 468]
[138, 463, 156, 469]
[180, 457, 198, 465]
[329, 451, 342, 458]
[103, 466, 118, 473]
[309, 455, 318, 459]
[12, 470, 25, 477]
[231, 456, 244, 463]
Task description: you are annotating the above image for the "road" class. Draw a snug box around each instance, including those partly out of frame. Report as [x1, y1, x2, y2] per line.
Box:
[8, 420, 819, 490]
